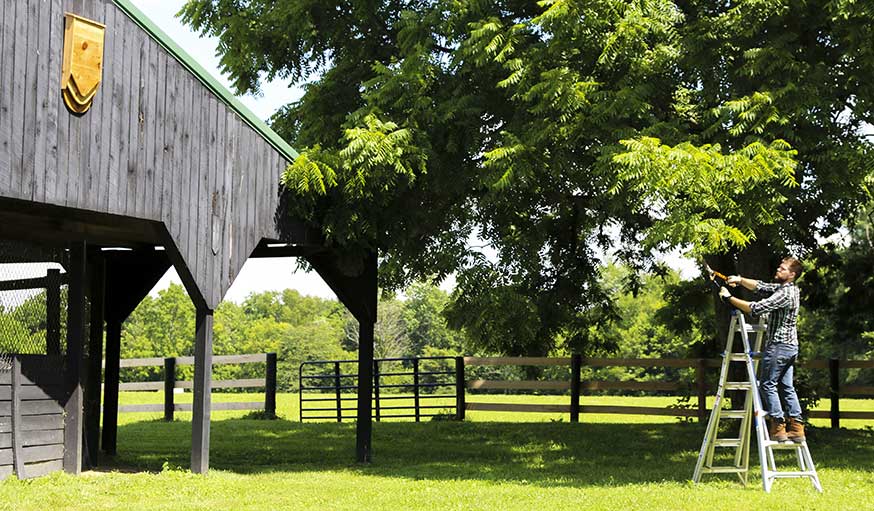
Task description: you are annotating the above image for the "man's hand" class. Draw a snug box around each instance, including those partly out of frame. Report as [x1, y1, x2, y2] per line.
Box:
[719, 286, 733, 303]
[726, 275, 742, 287]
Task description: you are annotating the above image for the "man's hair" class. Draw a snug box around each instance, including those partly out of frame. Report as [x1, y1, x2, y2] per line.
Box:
[783, 257, 804, 280]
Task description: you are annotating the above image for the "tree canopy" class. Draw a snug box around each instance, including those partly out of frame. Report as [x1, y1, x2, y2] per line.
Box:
[180, 0, 873, 356]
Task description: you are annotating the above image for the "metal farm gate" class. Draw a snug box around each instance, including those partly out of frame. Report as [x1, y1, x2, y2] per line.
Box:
[299, 356, 464, 422]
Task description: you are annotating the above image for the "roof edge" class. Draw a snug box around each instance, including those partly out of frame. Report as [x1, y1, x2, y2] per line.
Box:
[112, 0, 299, 163]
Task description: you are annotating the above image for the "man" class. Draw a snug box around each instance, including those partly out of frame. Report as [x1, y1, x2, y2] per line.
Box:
[718, 257, 805, 443]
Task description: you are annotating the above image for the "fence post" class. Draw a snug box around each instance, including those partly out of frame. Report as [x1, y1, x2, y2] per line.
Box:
[265, 353, 277, 419]
[413, 358, 421, 422]
[45, 269, 61, 356]
[829, 357, 840, 429]
[164, 357, 176, 421]
[334, 361, 342, 422]
[696, 358, 707, 422]
[11, 355, 24, 478]
[298, 363, 303, 422]
[455, 357, 465, 421]
[570, 354, 581, 423]
[373, 359, 381, 422]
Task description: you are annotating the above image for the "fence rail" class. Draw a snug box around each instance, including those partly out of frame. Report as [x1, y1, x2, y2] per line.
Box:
[300, 355, 874, 427]
[462, 355, 874, 426]
[111, 353, 277, 420]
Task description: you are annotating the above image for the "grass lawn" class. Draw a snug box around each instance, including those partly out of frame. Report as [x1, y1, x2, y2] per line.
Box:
[2, 392, 873, 510]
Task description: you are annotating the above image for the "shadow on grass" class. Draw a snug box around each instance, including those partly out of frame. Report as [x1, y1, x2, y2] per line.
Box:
[101, 417, 874, 488]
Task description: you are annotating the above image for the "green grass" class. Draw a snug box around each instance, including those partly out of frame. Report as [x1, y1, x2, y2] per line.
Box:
[2, 392, 873, 510]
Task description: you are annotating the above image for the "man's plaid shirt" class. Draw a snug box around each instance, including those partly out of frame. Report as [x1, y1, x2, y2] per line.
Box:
[749, 281, 800, 346]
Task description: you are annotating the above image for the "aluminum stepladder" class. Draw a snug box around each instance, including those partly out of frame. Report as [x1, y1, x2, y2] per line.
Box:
[692, 310, 823, 492]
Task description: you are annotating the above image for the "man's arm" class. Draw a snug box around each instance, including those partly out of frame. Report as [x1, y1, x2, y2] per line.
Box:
[719, 287, 753, 314]
[727, 275, 759, 291]
[720, 286, 791, 316]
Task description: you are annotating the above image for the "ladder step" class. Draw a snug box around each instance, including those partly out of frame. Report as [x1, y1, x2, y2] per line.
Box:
[727, 353, 752, 362]
[721, 410, 747, 419]
[713, 438, 742, 448]
[767, 471, 819, 479]
[765, 441, 809, 449]
[724, 382, 753, 390]
[700, 466, 747, 474]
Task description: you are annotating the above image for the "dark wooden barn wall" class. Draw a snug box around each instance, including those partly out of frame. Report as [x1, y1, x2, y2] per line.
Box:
[0, 358, 66, 480]
[0, 0, 289, 309]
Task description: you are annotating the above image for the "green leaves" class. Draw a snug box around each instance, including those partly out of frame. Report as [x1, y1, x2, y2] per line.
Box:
[183, 0, 874, 357]
[613, 136, 798, 254]
[280, 148, 337, 195]
[339, 115, 425, 197]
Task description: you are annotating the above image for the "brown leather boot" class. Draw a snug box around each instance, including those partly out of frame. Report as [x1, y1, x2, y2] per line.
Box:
[787, 417, 806, 443]
[769, 419, 789, 442]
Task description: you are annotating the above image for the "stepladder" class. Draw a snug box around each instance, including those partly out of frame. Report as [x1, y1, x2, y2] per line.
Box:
[692, 310, 823, 492]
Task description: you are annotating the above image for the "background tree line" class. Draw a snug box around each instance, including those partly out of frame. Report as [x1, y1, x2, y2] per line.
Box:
[111, 200, 873, 395]
[0, 214, 870, 399]
[115, 282, 467, 391]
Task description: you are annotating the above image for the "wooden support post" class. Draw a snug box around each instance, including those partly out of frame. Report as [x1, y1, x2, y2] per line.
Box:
[265, 353, 277, 419]
[101, 320, 122, 455]
[829, 357, 840, 429]
[164, 357, 176, 422]
[570, 354, 581, 423]
[84, 257, 105, 468]
[413, 358, 421, 422]
[356, 320, 374, 463]
[191, 308, 214, 474]
[11, 356, 25, 479]
[696, 358, 707, 422]
[455, 357, 465, 421]
[45, 269, 61, 356]
[64, 242, 86, 474]
[334, 362, 342, 422]
[373, 360, 381, 422]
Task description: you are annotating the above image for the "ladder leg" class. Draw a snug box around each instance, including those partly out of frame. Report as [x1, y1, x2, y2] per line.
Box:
[738, 314, 771, 492]
[795, 446, 807, 471]
[693, 396, 723, 482]
[801, 445, 824, 493]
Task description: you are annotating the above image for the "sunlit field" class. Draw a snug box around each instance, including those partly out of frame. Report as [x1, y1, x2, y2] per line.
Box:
[2, 392, 872, 511]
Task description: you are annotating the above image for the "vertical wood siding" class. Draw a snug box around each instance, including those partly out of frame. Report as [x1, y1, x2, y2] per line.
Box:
[0, 358, 67, 481]
[0, 0, 290, 309]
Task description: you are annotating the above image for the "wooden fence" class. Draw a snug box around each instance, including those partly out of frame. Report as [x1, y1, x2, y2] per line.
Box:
[112, 353, 277, 420]
[462, 356, 874, 427]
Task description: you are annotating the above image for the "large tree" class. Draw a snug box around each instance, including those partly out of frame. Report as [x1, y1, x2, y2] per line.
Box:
[180, 0, 872, 356]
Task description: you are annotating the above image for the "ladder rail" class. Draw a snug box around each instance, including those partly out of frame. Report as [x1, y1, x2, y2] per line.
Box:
[692, 315, 739, 482]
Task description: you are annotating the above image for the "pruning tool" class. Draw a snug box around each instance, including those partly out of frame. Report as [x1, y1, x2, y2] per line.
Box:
[704, 262, 737, 304]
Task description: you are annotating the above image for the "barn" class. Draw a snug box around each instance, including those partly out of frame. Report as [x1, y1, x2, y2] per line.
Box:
[0, 0, 377, 478]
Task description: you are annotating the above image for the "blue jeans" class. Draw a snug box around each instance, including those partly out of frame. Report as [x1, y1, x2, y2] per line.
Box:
[759, 342, 802, 421]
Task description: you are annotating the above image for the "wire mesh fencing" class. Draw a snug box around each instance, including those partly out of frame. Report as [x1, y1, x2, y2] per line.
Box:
[0, 241, 69, 373]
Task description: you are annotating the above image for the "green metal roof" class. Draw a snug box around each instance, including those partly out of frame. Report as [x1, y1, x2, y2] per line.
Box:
[112, 0, 299, 162]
